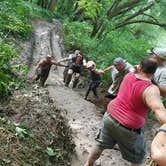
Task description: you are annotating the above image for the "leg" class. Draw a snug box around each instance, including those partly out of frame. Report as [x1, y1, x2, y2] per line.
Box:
[63, 66, 69, 82]
[65, 69, 73, 87]
[85, 113, 116, 166]
[85, 83, 92, 100]
[91, 82, 100, 99]
[39, 71, 49, 87]
[35, 74, 40, 81]
[40, 76, 47, 87]
[72, 73, 80, 88]
[35, 68, 41, 81]
[84, 145, 103, 166]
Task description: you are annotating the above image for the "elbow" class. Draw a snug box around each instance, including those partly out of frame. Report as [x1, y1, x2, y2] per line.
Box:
[151, 133, 166, 166]
[151, 152, 161, 163]
[151, 153, 166, 166]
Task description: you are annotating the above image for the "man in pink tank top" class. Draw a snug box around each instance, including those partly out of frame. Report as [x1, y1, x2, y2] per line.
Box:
[84, 57, 166, 166]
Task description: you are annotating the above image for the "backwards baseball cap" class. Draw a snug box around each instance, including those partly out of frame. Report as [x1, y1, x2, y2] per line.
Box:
[149, 48, 166, 59]
[86, 61, 96, 68]
[75, 50, 81, 55]
[113, 57, 126, 65]
[46, 54, 52, 58]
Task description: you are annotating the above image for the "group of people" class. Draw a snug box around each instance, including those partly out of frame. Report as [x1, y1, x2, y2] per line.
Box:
[34, 50, 103, 100]
[35, 50, 85, 88]
[34, 48, 166, 166]
[84, 48, 166, 166]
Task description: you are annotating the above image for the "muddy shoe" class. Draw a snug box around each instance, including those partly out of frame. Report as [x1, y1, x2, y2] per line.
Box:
[84, 97, 91, 102]
[95, 161, 101, 166]
[84, 97, 88, 100]
[100, 109, 106, 115]
[65, 84, 69, 87]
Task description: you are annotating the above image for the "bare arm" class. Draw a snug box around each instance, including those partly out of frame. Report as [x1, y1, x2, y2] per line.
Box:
[51, 60, 67, 67]
[35, 60, 45, 70]
[143, 85, 166, 124]
[104, 66, 113, 72]
[151, 123, 166, 166]
[57, 57, 72, 63]
[93, 68, 104, 74]
[51, 60, 58, 65]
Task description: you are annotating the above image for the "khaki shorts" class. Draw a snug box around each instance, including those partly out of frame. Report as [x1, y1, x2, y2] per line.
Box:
[95, 112, 146, 164]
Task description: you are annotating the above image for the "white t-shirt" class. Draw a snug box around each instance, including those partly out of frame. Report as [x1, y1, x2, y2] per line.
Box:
[108, 62, 134, 95]
[154, 65, 166, 89]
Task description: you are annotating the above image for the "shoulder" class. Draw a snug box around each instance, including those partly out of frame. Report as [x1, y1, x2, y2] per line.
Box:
[38, 59, 46, 65]
[143, 84, 161, 106]
[126, 62, 134, 71]
[144, 84, 160, 96]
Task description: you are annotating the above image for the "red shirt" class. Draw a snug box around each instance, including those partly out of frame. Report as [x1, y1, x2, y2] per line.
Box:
[107, 73, 152, 129]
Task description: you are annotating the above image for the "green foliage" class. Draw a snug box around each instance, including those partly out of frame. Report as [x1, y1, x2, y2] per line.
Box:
[15, 126, 30, 139]
[0, 0, 33, 39]
[55, 0, 75, 18]
[162, 98, 166, 108]
[0, 42, 18, 97]
[63, 21, 96, 52]
[27, 2, 62, 20]
[78, 0, 102, 20]
[0, 0, 34, 99]
[63, 22, 150, 64]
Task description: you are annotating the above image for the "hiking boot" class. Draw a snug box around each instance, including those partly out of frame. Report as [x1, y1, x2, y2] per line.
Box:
[84, 97, 88, 100]
[72, 78, 79, 88]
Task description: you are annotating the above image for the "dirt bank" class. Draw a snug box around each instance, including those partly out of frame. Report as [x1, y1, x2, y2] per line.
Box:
[0, 85, 75, 165]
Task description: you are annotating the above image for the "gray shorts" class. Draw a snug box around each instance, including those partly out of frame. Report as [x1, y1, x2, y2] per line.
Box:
[95, 112, 146, 164]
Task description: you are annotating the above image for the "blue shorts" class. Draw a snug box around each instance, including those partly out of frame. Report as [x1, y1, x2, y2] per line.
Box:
[95, 112, 146, 164]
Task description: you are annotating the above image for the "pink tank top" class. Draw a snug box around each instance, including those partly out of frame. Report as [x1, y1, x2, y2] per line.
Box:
[107, 73, 152, 129]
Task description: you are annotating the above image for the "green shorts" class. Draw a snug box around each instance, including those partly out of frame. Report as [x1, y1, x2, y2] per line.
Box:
[95, 112, 146, 164]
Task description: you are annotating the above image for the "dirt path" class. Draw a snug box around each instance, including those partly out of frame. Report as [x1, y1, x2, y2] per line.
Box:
[21, 19, 159, 166]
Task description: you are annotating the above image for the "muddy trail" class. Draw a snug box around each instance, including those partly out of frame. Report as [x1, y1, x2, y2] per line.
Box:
[17, 19, 159, 166]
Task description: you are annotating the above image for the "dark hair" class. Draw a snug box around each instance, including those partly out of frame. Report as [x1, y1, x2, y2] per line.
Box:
[140, 57, 158, 74]
[79, 51, 84, 56]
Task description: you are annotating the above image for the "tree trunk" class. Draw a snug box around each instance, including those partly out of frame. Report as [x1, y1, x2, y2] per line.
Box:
[37, 0, 42, 6]
[90, 20, 104, 38]
[48, 0, 57, 11]
[37, 0, 49, 9]
[96, 24, 106, 39]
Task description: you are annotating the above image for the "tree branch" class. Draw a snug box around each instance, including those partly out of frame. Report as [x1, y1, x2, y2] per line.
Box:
[107, 0, 141, 19]
[115, 20, 166, 30]
[142, 13, 159, 23]
[107, 1, 121, 17]
[117, 0, 141, 11]
[123, 2, 154, 22]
